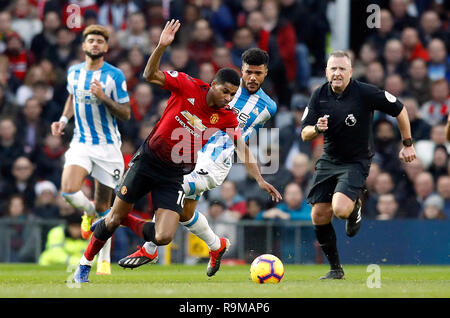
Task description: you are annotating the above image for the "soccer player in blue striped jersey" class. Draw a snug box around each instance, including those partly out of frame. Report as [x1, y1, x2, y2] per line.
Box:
[119, 48, 279, 276]
[51, 25, 130, 274]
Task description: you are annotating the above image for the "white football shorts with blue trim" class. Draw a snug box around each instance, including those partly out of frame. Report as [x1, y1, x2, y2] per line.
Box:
[182, 152, 231, 200]
[64, 141, 124, 189]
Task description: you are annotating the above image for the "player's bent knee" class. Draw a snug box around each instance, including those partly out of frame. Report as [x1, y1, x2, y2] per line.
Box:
[332, 205, 352, 219]
[154, 232, 175, 246]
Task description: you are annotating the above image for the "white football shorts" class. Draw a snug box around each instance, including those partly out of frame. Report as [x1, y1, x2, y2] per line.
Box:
[182, 152, 232, 200]
[64, 141, 124, 189]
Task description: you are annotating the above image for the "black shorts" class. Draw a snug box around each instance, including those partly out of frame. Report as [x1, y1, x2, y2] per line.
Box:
[116, 142, 185, 214]
[306, 156, 370, 205]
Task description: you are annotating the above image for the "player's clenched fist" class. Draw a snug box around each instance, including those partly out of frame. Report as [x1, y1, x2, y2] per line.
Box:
[51, 121, 66, 136]
[316, 115, 329, 133]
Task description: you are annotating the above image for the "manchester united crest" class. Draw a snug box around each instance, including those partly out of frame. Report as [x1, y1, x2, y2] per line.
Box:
[210, 113, 219, 124]
[121, 186, 127, 195]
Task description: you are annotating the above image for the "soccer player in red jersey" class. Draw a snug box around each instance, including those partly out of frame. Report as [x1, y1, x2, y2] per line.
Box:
[73, 20, 282, 283]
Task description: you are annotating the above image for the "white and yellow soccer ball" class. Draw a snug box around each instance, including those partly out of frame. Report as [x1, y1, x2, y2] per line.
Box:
[250, 254, 284, 284]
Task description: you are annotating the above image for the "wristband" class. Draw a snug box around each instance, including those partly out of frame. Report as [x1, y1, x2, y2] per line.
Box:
[314, 124, 322, 134]
[59, 116, 68, 124]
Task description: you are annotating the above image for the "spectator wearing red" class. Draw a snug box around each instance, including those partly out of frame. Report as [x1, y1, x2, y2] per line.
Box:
[220, 180, 247, 217]
[4, 32, 34, 82]
[401, 27, 430, 62]
[261, 0, 297, 85]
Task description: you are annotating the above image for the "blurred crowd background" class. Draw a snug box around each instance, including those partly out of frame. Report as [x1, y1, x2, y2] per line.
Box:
[0, 0, 449, 263]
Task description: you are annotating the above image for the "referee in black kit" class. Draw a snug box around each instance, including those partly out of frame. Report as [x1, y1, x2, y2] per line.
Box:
[301, 51, 417, 279]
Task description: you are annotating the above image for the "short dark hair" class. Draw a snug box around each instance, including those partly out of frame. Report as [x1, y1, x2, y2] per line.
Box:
[83, 24, 109, 42]
[213, 68, 240, 86]
[241, 48, 269, 66]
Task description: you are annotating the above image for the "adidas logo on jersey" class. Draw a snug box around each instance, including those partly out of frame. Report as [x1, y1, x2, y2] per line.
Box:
[187, 98, 195, 105]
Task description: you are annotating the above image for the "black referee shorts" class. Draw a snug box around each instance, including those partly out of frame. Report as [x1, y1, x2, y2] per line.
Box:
[306, 157, 370, 205]
[116, 143, 185, 215]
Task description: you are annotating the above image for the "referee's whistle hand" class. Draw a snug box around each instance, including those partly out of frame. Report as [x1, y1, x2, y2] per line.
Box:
[399, 146, 417, 163]
[316, 116, 329, 132]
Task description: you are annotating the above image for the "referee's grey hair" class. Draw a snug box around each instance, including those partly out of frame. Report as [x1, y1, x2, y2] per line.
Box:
[328, 51, 352, 66]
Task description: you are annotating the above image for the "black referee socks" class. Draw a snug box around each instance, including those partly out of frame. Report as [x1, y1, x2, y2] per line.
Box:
[314, 223, 342, 270]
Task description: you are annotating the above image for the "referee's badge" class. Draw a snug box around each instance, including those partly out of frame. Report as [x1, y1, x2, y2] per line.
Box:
[345, 114, 357, 126]
[385, 91, 397, 103]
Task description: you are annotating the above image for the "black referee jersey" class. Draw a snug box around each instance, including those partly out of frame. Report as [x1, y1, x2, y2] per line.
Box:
[301, 79, 404, 163]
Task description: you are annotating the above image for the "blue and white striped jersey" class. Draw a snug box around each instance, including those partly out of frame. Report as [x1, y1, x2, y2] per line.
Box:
[200, 84, 277, 164]
[66, 61, 129, 145]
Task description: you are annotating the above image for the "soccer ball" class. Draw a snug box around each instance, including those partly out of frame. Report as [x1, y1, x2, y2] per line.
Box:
[250, 254, 284, 284]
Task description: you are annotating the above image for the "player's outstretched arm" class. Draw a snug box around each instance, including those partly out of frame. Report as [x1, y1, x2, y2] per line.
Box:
[51, 94, 74, 136]
[234, 136, 282, 202]
[143, 19, 181, 86]
[396, 107, 416, 163]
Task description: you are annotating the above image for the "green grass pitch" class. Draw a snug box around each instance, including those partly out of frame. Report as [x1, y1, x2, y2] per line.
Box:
[0, 263, 448, 298]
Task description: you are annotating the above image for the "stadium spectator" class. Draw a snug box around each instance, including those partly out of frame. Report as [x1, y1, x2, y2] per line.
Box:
[405, 58, 432, 105]
[33, 180, 59, 219]
[365, 172, 396, 218]
[126, 45, 146, 79]
[413, 171, 436, 214]
[2, 156, 37, 209]
[427, 144, 449, 182]
[229, 27, 256, 69]
[359, 61, 385, 89]
[373, 119, 402, 179]
[220, 180, 247, 217]
[0, 194, 40, 262]
[4, 31, 34, 82]
[103, 24, 123, 66]
[419, 79, 450, 126]
[418, 10, 448, 48]
[401, 27, 430, 62]
[173, 2, 200, 46]
[240, 197, 267, 263]
[117, 59, 139, 94]
[187, 18, 219, 66]
[169, 45, 198, 77]
[402, 97, 431, 142]
[15, 65, 47, 106]
[278, 102, 314, 165]
[97, 0, 139, 31]
[211, 46, 240, 75]
[0, 10, 12, 54]
[16, 97, 47, 155]
[43, 26, 77, 71]
[436, 175, 450, 218]
[288, 153, 312, 195]
[384, 73, 407, 101]
[235, 0, 260, 28]
[366, 9, 397, 56]
[382, 38, 408, 78]
[31, 132, 65, 188]
[38, 210, 87, 266]
[258, 182, 311, 221]
[375, 193, 399, 220]
[420, 194, 446, 220]
[0, 83, 18, 118]
[198, 62, 216, 84]
[261, 0, 297, 86]
[278, 0, 312, 91]
[0, 117, 24, 180]
[29, 10, 61, 62]
[415, 123, 450, 168]
[10, 0, 42, 48]
[352, 42, 379, 80]
[426, 38, 450, 81]
[389, 0, 418, 32]
[116, 12, 149, 53]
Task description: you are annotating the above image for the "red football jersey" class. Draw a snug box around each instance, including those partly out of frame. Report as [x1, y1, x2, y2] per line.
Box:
[147, 71, 240, 171]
